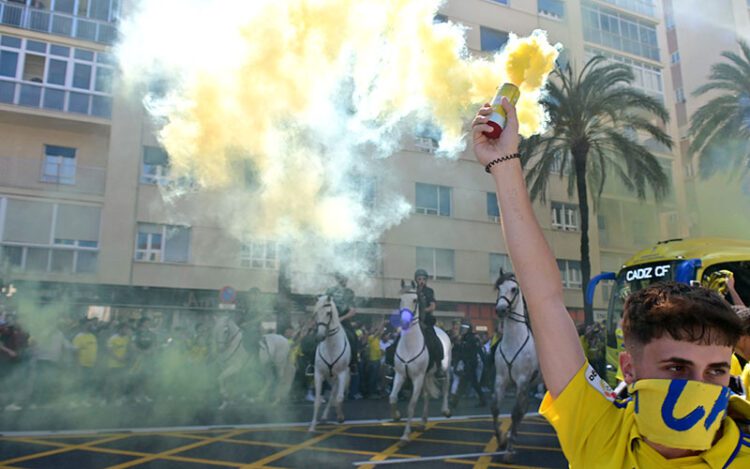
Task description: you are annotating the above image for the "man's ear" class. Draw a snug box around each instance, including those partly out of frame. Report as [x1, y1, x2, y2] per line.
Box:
[620, 350, 635, 385]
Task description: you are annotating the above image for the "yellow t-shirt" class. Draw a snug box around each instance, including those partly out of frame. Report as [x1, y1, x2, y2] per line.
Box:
[107, 335, 129, 368]
[741, 362, 750, 399]
[732, 354, 743, 376]
[72, 332, 97, 368]
[540, 361, 750, 468]
[367, 336, 382, 362]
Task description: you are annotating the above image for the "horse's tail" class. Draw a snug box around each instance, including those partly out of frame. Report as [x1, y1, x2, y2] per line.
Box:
[424, 372, 440, 399]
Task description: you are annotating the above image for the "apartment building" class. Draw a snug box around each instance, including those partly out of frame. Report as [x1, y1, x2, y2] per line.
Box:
[0, 0, 696, 332]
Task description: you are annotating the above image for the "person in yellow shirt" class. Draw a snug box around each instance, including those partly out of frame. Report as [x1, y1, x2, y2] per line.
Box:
[106, 322, 130, 405]
[72, 319, 98, 405]
[472, 99, 750, 467]
[366, 320, 385, 398]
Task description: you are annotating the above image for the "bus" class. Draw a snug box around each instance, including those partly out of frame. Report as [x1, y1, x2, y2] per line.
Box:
[587, 237, 750, 385]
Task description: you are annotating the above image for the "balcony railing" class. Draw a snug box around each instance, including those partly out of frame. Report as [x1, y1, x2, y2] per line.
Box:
[0, 1, 117, 45]
[0, 78, 112, 118]
[0, 155, 106, 195]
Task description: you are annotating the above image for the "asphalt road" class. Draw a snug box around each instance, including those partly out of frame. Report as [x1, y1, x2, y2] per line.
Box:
[0, 395, 567, 468]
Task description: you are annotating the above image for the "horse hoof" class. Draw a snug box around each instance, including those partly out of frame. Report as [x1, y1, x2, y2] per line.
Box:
[337, 417, 345, 424]
[502, 452, 515, 464]
[308, 426, 315, 433]
[443, 410, 451, 418]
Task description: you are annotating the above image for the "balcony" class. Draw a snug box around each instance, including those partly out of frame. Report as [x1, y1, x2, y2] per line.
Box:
[0, 78, 111, 118]
[0, 0, 117, 45]
[0, 154, 106, 196]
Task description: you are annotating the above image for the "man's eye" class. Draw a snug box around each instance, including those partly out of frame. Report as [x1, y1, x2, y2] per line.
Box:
[667, 365, 685, 373]
[708, 368, 727, 376]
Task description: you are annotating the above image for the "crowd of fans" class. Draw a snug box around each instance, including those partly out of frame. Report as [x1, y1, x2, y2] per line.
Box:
[0, 301, 569, 412]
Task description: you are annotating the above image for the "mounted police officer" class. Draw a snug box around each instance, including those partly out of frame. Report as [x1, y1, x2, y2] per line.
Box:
[386, 269, 444, 378]
[325, 273, 359, 373]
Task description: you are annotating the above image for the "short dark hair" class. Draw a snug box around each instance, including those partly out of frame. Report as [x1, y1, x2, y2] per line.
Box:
[622, 282, 741, 349]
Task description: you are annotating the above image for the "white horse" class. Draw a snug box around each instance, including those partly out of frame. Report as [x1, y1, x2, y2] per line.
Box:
[308, 295, 351, 432]
[212, 314, 295, 409]
[492, 270, 541, 461]
[390, 280, 452, 441]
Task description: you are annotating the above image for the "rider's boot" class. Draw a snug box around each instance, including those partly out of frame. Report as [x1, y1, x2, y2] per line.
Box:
[385, 364, 395, 381]
[305, 364, 314, 377]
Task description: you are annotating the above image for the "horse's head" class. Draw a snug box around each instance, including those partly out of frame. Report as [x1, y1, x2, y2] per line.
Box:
[494, 269, 521, 319]
[213, 313, 239, 351]
[313, 294, 339, 341]
[397, 279, 419, 329]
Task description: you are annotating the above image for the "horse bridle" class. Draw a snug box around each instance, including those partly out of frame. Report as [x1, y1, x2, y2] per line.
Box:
[315, 300, 340, 339]
[496, 277, 532, 377]
[395, 291, 427, 380]
[496, 279, 528, 326]
[316, 299, 347, 377]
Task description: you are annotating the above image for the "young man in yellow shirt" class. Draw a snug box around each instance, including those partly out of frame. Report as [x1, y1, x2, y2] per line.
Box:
[472, 99, 750, 467]
[72, 319, 98, 406]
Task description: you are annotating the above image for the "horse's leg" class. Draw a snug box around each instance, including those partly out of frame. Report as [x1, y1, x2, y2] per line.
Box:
[389, 371, 405, 422]
[504, 376, 533, 463]
[421, 374, 430, 426]
[492, 369, 509, 449]
[402, 373, 424, 441]
[322, 377, 336, 421]
[308, 369, 323, 433]
[335, 370, 347, 423]
[441, 365, 451, 417]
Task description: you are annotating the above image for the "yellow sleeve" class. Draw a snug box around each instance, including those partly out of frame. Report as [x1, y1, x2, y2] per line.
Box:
[539, 361, 626, 466]
[742, 363, 750, 398]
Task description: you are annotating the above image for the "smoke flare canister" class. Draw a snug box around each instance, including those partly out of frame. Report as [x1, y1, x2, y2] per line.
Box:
[483, 83, 520, 139]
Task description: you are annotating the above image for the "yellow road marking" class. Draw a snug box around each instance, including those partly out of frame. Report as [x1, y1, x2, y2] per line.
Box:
[238, 424, 349, 468]
[356, 421, 437, 469]
[474, 418, 509, 469]
[105, 429, 249, 469]
[0, 434, 132, 466]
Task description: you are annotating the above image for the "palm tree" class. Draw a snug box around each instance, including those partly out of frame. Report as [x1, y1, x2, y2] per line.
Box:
[521, 56, 672, 325]
[690, 40, 750, 176]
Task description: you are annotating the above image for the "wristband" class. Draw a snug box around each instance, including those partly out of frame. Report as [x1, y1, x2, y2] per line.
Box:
[485, 153, 520, 173]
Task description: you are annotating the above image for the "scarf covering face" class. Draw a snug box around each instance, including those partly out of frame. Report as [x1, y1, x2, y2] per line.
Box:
[629, 379, 731, 451]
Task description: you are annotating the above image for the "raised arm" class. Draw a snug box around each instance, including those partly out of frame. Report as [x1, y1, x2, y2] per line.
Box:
[471, 100, 585, 397]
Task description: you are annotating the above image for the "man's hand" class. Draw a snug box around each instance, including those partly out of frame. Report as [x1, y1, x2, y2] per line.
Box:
[472, 98, 521, 167]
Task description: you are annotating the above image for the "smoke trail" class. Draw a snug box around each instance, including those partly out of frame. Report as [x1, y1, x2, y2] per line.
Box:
[117, 0, 559, 278]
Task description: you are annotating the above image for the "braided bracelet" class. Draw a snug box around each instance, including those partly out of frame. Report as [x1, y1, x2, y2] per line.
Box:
[485, 153, 520, 173]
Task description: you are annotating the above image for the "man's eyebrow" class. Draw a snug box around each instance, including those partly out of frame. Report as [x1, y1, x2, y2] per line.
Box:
[658, 357, 694, 365]
[708, 361, 731, 369]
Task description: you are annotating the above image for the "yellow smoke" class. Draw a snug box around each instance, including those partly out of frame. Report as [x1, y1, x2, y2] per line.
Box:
[119, 0, 558, 245]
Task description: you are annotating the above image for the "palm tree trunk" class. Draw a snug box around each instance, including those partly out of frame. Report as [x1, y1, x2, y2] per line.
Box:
[572, 147, 593, 326]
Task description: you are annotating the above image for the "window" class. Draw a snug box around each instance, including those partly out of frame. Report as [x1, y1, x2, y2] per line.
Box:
[487, 0, 508, 4]
[598, 215, 608, 244]
[582, 4, 659, 61]
[135, 223, 190, 263]
[538, 0, 565, 19]
[675, 87, 685, 103]
[141, 146, 170, 185]
[480, 26, 509, 52]
[600, 0, 656, 17]
[0, 198, 100, 273]
[487, 192, 500, 222]
[550, 151, 570, 174]
[489, 253, 513, 281]
[41, 144, 76, 184]
[551, 202, 579, 231]
[415, 183, 451, 216]
[0, 35, 114, 116]
[240, 240, 277, 269]
[414, 136, 438, 153]
[433, 14, 448, 23]
[558, 259, 582, 289]
[585, 47, 664, 101]
[416, 247, 454, 280]
[670, 51, 680, 64]
[352, 174, 377, 209]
